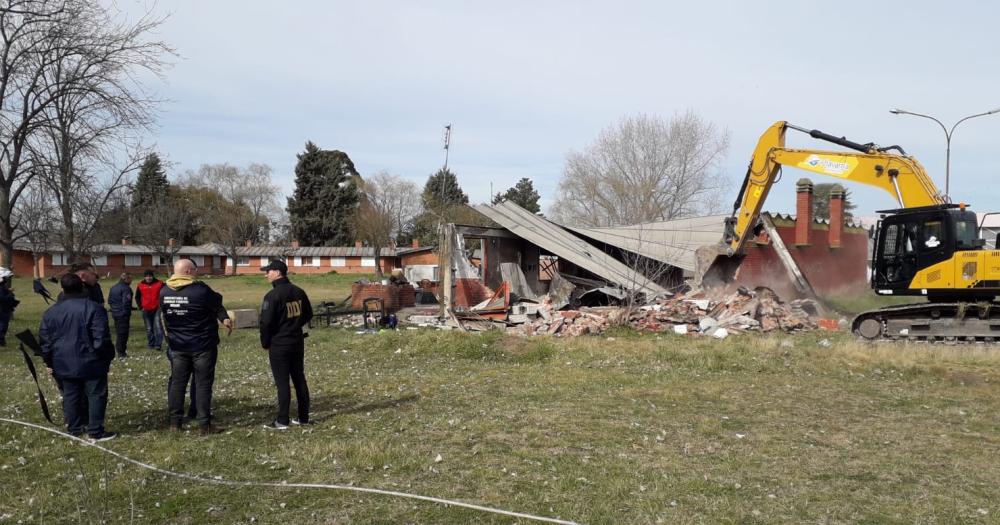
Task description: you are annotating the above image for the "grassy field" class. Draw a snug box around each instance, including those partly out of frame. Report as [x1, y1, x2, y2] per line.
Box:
[1, 274, 999, 524]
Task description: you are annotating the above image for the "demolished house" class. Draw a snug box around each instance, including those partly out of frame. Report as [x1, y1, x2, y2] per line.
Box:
[426, 194, 867, 337]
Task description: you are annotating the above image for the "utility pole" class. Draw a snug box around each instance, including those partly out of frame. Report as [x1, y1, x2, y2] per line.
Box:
[442, 124, 452, 171]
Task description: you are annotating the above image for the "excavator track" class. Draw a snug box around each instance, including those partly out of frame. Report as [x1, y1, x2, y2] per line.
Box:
[852, 301, 1000, 343]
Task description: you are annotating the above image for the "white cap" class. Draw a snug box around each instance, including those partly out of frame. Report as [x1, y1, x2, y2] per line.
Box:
[0, 267, 12, 279]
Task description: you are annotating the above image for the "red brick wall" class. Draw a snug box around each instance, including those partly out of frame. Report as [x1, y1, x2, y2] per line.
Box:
[350, 283, 416, 312]
[229, 256, 397, 275]
[454, 278, 492, 309]
[737, 222, 868, 297]
[401, 251, 439, 266]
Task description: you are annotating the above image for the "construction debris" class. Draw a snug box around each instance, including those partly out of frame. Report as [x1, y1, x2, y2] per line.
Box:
[517, 286, 823, 338]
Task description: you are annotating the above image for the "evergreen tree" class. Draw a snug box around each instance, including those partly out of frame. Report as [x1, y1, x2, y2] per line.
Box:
[492, 177, 541, 213]
[132, 153, 169, 211]
[287, 141, 360, 246]
[812, 183, 857, 221]
[421, 168, 468, 211]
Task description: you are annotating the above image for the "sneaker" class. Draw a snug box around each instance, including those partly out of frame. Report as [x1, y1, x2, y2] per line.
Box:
[264, 420, 289, 430]
[290, 418, 314, 426]
[89, 431, 118, 442]
[200, 425, 226, 435]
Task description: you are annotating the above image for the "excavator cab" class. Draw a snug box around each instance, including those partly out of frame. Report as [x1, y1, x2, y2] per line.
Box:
[872, 204, 983, 295]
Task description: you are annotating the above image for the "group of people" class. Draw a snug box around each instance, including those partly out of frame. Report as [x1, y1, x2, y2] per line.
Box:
[26, 258, 313, 441]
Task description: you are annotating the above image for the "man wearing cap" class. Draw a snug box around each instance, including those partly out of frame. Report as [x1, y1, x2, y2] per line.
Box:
[0, 267, 18, 346]
[259, 260, 313, 429]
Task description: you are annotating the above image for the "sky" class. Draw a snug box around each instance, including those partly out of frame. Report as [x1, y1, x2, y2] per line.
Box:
[115, 0, 1000, 219]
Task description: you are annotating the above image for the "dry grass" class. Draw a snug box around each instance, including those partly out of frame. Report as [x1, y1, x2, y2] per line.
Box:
[1, 276, 998, 524]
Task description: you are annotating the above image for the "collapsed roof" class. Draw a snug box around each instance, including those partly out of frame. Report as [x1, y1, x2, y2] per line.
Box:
[473, 201, 670, 296]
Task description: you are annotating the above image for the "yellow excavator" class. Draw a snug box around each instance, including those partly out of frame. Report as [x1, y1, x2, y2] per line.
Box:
[703, 120, 1000, 341]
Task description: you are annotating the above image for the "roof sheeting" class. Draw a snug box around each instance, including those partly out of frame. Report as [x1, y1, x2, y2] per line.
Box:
[567, 215, 728, 272]
[474, 201, 668, 296]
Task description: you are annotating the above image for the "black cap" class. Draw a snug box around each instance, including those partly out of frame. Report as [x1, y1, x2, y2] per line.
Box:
[144, 269, 155, 277]
[261, 260, 288, 274]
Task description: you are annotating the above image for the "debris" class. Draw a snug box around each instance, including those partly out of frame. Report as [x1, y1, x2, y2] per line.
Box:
[518, 286, 820, 339]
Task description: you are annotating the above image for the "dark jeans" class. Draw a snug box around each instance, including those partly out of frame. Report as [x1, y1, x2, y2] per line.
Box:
[113, 315, 130, 357]
[168, 349, 217, 427]
[269, 345, 310, 425]
[141, 309, 163, 349]
[0, 311, 10, 345]
[61, 375, 108, 436]
[166, 346, 197, 419]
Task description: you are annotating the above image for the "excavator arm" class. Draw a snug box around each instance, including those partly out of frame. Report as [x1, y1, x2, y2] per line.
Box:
[722, 121, 946, 257]
[698, 120, 947, 287]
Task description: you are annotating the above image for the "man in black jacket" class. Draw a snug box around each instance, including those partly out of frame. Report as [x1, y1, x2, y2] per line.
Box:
[40, 274, 116, 441]
[0, 267, 18, 346]
[107, 273, 133, 359]
[58, 262, 105, 305]
[259, 260, 313, 429]
[160, 259, 232, 434]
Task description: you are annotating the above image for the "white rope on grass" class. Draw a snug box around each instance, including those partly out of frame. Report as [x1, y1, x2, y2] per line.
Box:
[1, 418, 581, 525]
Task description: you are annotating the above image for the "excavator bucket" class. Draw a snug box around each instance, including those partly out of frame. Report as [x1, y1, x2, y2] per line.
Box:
[693, 244, 745, 289]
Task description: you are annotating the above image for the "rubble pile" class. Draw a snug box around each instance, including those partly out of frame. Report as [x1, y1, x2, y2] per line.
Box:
[517, 286, 821, 338]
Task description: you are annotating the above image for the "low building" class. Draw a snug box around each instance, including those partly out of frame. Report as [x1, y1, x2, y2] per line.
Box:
[6, 239, 435, 278]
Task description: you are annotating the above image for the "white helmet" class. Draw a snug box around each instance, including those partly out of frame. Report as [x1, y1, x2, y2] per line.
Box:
[0, 267, 12, 279]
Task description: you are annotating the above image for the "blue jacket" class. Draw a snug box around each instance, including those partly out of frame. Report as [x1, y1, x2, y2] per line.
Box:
[40, 293, 113, 379]
[0, 285, 17, 315]
[108, 281, 133, 318]
[159, 276, 229, 354]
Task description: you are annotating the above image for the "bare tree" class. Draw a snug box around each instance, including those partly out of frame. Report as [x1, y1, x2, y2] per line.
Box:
[11, 179, 57, 276]
[179, 163, 279, 275]
[0, 0, 171, 264]
[353, 172, 420, 277]
[550, 111, 730, 227]
[132, 196, 191, 272]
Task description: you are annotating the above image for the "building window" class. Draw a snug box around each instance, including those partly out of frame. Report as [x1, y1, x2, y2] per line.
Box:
[213, 256, 222, 269]
[91, 255, 108, 266]
[330, 257, 345, 267]
[361, 257, 376, 267]
[125, 255, 142, 266]
[308, 256, 320, 267]
[157, 255, 172, 266]
[237, 256, 251, 266]
[51, 253, 67, 266]
[260, 257, 269, 267]
[187, 255, 205, 268]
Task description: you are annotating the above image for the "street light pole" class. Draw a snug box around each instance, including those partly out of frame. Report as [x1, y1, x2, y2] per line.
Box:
[890, 107, 1000, 197]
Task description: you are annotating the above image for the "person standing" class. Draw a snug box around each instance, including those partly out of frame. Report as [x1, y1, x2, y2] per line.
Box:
[107, 273, 133, 360]
[160, 259, 232, 434]
[59, 262, 105, 305]
[0, 267, 18, 346]
[40, 273, 116, 441]
[259, 260, 313, 429]
[135, 269, 164, 351]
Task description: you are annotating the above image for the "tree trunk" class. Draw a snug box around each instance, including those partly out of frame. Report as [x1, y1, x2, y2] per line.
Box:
[0, 185, 12, 267]
[374, 246, 383, 278]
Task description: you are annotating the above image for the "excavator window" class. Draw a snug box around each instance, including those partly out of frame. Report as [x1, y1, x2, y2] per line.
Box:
[954, 217, 979, 249]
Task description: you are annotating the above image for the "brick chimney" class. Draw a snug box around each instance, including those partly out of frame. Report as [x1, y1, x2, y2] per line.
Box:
[829, 184, 845, 248]
[291, 240, 300, 248]
[121, 237, 131, 246]
[355, 240, 363, 248]
[245, 240, 252, 247]
[795, 178, 813, 246]
[412, 238, 420, 248]
[167, 238, 176, 248]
